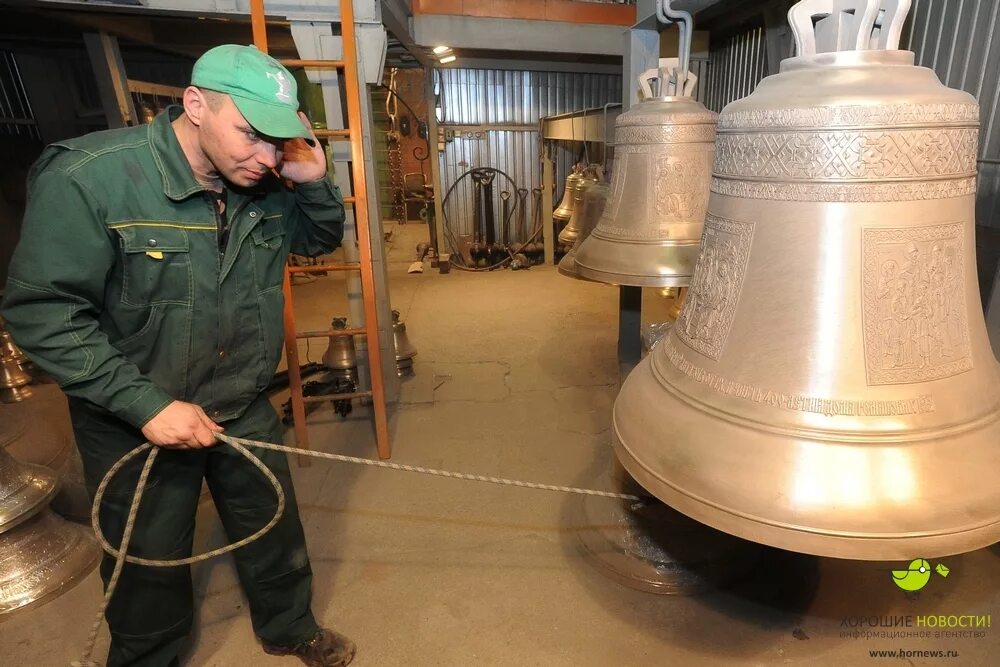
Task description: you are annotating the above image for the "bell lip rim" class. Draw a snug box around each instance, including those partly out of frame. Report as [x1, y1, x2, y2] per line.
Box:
[0, 512, 101, 617]
[612, 432, 1000, 561]
[0, 460, 60, 531]
[779, 49, 915, 72]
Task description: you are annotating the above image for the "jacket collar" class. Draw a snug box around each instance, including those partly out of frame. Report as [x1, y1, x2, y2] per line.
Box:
[148, 105, 208, 201]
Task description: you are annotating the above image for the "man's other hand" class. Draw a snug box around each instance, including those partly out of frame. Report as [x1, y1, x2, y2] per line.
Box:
[141, 400, 224, 449]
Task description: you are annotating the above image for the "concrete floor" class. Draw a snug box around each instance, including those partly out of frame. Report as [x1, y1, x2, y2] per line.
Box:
[3, 222, 1000, 666]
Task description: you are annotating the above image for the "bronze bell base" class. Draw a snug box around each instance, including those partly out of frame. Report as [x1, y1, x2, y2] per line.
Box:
[0, 509, 100, 616]
[557, 249, 591, 282]
[613, 352, 1000, 561]
[574, 237, 701, 288]
[572, 466, 764, 595]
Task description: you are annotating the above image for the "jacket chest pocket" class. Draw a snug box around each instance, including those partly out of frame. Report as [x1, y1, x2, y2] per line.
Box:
[114, 226, 193, 306]
[250, 214, 287, 291]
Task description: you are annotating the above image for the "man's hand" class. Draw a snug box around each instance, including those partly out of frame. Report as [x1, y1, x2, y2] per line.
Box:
[141, 400, 223, 449]
[278, 112, 328, 184]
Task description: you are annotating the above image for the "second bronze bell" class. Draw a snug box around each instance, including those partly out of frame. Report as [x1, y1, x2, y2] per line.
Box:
[574, 60, 717, 287]
[558, 182, 610, 281]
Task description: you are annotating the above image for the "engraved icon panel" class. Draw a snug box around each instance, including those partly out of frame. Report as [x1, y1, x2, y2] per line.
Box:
[675, 215, 755, 360]
[862, 223, 973, 385]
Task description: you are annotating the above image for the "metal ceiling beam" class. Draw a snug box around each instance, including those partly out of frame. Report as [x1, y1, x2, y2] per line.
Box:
[413, 14, 627, 56]
[379, 0, 430, 68]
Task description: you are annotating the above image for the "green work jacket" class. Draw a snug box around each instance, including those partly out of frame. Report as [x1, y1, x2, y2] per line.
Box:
[1, 107, 345, 428]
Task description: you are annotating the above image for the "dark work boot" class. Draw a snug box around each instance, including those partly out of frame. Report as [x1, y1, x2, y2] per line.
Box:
[262, 628, 356, 667]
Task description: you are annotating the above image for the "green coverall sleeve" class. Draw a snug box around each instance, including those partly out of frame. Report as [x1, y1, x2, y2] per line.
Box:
[1, 168, 174, 428]
[286, 177, 346, 258]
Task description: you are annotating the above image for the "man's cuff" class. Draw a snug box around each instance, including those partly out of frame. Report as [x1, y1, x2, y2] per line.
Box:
[294, 178, 340, 203]
[116, 385, 175, 429]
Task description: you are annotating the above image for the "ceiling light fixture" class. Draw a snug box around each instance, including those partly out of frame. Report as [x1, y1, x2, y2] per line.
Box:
[439, 55, 457, 64]
[433, 46, 451, 54]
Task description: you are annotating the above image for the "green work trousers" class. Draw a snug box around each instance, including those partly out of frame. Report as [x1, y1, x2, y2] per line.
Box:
[69, 395, 319, 667]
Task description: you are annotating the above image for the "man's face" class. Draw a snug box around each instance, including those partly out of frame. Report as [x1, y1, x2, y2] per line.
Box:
[197, 93, 285, 188]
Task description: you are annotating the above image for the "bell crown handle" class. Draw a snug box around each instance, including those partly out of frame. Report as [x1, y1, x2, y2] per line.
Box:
[638, 58, 696, 98]
[655, 0, 694, 95]
[788, 0, 911, 56]
[872, 0, 912, 50]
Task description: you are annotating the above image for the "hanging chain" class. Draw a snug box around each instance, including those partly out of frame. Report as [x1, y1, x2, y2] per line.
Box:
[386, 68, 406, 224]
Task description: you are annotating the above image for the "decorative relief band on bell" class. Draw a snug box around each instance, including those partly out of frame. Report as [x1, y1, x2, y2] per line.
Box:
[661, 340, 937, 417]
[674, 214, 754, 360]
[717, 103, 980, 131]
[862, 223, 973, 386]
[713, 128, 978, 182]
[615, 124, 717, 145]
[710, 177, 978, 202]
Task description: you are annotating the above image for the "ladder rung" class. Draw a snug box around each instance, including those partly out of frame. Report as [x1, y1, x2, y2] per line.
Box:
[296, 327, 366, 339]
[281, 59, 346, 69]
[303, 390, 372, 404]
[343, 196, 356, 204]
[287, 263, 361, 274]
[314, 129, 352, 139]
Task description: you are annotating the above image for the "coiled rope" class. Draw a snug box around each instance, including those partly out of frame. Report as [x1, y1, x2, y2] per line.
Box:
[71, 433, 639, 666]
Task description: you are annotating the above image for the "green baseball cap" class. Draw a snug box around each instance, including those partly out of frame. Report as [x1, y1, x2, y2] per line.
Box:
[192, 44, 314, 145]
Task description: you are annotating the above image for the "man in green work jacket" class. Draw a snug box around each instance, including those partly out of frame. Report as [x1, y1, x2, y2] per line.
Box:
[2, 45, 355, 667]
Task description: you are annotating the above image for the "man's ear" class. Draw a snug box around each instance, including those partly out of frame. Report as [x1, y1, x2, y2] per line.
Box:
[183, 86, 207, 127]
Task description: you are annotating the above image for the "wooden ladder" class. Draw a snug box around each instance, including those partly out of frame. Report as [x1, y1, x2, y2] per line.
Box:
[250, 0, 391, 460]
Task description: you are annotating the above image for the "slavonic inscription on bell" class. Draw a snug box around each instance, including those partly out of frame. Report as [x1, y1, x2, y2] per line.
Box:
[862, 223, 973, 385]
[675, 215, 754, 359]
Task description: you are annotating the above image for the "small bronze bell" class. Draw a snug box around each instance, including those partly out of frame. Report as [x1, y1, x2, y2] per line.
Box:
[322, 317, 357, 377]
[552, 167, 584, 225]
[557, 167, 600, 246]
[614, 0, 1000, 560]
[0, 356, 32, 404]
[559, 182, 610, 281]
[392, 310, 417, 377]
[0, 323, 31, 372]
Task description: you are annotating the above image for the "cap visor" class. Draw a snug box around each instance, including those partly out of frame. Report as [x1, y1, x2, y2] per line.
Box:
[232, 96, 315, 146]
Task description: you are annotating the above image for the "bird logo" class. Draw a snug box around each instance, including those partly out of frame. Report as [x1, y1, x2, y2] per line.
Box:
[891, 558, 950, 592]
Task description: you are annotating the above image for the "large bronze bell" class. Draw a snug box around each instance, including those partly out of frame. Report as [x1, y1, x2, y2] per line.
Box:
[558, 182, 610, 280]
[0, 447, 58, 534]
[0, 509, 100, 616]
[614, 0, 1000, 560]
[557, 167, 600, 246]
[575, 37, 717, 286]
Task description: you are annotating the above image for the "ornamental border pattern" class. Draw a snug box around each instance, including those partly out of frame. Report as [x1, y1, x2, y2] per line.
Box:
[713, 128, 978, 182]
[718, 103, 980, 130]
[615, 124, 717, 145]
[710, 177, 978, 202]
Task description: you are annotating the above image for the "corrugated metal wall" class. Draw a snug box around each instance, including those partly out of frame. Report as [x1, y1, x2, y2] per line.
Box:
[700, 25, 768, 114]
[905, 0, 1000, 230]
[436, 69, 621, 240]
[904, 0, 1000, 307]
[437, 69, 621, 125]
